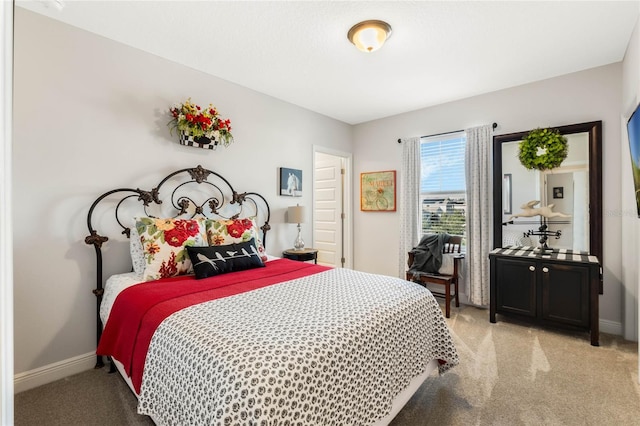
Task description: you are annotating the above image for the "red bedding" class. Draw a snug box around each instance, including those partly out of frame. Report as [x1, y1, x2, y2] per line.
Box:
[97, 259, 330, 393]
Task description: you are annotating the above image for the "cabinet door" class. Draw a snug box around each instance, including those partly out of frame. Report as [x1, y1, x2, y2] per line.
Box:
[495, 257, 537, 317]
[541, 262, 589, 327]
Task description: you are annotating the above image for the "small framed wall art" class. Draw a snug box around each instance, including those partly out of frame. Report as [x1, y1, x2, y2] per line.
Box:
[360, 170, 396, 211]
[553, 186, 564, 199]
[279, 167, 302, 197]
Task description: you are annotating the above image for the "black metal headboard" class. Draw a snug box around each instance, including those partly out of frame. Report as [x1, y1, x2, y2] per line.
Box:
[85, 165, 271, 368]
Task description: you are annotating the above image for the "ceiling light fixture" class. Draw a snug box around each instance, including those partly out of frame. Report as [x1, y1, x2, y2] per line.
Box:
[347, 20, 392, 53]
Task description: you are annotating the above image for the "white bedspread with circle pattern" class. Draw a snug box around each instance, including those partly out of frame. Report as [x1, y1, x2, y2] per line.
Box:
[135, 268, 459, 425]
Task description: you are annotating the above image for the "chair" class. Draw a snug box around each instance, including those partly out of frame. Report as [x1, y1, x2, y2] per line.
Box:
[406, 236, 464, 318]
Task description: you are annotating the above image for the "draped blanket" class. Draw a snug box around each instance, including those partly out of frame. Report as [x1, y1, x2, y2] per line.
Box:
[408, 233, 450, 277]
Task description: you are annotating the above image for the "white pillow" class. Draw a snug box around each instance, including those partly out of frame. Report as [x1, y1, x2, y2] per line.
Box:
[438, 253, 455, 275]
[129, 225, 146, 275]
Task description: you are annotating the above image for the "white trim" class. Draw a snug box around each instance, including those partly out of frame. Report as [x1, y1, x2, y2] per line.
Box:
[457, 301, 623, 337]
[600, 318, 623, 337]
[1, 1, 14, 424]
[13, 352, 96, 394]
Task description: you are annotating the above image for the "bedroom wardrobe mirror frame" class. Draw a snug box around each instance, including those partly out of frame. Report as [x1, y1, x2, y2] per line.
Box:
[492, 121, 603, 263]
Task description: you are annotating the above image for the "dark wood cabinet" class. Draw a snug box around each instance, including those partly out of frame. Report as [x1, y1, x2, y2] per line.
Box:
[489, 247, 601, 346]
[493, 257, 537, 318]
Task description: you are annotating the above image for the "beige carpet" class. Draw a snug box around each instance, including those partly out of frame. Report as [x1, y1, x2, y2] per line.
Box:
[391, 305, 640, 425]
[15, 305, 640, 425]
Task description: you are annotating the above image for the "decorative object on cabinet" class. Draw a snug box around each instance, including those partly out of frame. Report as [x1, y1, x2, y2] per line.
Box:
[506, 200, 571, 221]
[360, 170, 396, 211]
[489, 247, 601, 346]
[518, 127, 568, 171]
[287, 204, 305, 250]
[168, 98, 233, 149]
[505, 200, 570, 253]
[279, 167, 302, 197]
[626, 100, 640, 217]
[523, 219, 561, 254]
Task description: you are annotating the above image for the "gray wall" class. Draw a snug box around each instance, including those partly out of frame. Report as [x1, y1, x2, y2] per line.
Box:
[352, 62, 627, 335]
[620, 16, 639, 358]
[12, 8, 352, 378]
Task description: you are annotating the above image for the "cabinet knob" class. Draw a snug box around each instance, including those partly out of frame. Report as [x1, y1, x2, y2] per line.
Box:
[529, 265, 535, 272]
[543, 267, 549, 273]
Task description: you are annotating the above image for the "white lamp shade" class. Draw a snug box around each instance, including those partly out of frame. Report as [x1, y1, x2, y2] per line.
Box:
[287, 205, 305, 224]
[347, 20, 392, 53]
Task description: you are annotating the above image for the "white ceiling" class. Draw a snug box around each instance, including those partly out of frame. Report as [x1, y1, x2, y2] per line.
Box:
[17, 1, 640, 125]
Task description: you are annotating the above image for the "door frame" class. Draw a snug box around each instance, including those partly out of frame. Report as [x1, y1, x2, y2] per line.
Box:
[312, 145, 353, 269]
[1, 1, 14, 423]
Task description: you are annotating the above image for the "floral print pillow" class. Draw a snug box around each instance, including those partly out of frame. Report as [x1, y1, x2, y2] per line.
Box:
[136, 217, 207, 281]
[205, 218, 268, 261]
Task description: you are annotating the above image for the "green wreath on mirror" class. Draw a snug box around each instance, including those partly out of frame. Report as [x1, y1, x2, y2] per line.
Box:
[518, 128, 568, 171]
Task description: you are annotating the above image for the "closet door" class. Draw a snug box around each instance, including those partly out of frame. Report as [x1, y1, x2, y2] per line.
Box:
[313, 152, 344, 267]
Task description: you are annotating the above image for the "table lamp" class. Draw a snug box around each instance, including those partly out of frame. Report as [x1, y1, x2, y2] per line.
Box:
[287, 205, 305, 250]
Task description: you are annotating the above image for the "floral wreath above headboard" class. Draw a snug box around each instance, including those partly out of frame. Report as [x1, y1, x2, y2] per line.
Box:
[84, 165, 271, 368]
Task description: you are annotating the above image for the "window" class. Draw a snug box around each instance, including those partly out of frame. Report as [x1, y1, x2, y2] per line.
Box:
[420, 131, 466, 238]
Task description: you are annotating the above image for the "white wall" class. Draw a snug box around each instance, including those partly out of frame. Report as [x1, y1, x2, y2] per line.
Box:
[352, 63, 626, 333]
[620, 15, 640, 353]
[1, 0, 14, 421]
[12, 8, 352, 379]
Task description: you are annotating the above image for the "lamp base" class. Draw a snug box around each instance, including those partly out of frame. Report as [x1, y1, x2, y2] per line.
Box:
[293, 224, 305, 251]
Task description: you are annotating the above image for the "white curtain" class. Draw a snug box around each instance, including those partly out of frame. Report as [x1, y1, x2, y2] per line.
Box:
[398, 137, 421, 278]
[465, 125, 493, 306]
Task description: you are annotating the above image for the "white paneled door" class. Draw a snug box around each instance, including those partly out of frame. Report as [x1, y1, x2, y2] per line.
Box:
[314, 152, 344, 267]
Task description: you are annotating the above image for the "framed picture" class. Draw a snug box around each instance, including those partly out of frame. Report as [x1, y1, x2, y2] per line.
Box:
[279, 167, 302, 197]
[503, 174, 512, 214]
[553, 186, 564, 199]
[360, 170, 396, 211]
[626, 101, 640, 217]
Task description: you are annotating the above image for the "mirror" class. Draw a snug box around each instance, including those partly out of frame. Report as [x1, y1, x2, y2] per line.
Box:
[492, 121, 602, 262]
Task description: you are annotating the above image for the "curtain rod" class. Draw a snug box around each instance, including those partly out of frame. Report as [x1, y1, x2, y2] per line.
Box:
[397, 122, 498, 143]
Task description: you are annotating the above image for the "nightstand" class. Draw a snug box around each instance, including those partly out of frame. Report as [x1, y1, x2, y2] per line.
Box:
[282, 248, 318, 264]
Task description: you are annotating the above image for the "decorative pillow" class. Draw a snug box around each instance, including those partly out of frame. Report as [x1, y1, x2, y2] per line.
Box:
[205, 218, 268, 261]
[186, 239, 265, 279]
[135, 217, 207, 281]
[129, 224, 146, 276]
[438, 253, 455, 276]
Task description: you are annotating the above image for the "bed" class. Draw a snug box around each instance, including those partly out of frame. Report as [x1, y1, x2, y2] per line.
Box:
[85, 165, 459, 425]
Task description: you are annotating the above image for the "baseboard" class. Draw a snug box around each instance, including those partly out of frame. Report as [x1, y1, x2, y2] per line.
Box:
[14, 351, 96, 394]
[600, 318, 623, 336]
[458, 297, 625, 337]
